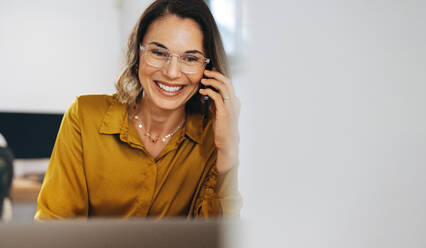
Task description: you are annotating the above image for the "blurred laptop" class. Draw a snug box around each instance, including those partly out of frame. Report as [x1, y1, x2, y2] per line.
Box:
[0, 218, 227, 248]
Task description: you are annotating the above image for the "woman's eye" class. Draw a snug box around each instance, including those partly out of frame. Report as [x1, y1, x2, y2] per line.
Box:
[151, 49, 168, 57]
[183, 55, 200, 63]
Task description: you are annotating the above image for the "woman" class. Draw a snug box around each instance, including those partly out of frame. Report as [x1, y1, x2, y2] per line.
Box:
[35, 0, 241, 219]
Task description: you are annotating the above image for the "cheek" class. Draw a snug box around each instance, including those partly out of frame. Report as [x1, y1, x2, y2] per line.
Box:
[187, 77, 202, 93]
[138, 63, 156, 81]
[188, 73, 203, 86]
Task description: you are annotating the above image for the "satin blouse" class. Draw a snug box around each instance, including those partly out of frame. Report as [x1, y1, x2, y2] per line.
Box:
[35, 95, 241, 219]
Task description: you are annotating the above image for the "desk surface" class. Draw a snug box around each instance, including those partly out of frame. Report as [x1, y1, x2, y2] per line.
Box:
[11, 177, 42, 201]
[11, 158, 47, 201]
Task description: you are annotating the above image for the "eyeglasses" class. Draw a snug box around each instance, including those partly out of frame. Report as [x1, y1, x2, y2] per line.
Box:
[139, 44, 210, 74]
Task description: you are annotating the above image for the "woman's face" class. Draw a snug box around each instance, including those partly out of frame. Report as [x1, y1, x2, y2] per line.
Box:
[138, 14, 205, 111]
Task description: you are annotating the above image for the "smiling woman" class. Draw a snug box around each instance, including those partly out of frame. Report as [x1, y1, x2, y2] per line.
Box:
[137, 15, 205, 114]
[35, 0, 242, 219]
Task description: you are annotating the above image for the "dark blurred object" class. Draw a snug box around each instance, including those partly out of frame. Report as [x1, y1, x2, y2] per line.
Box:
[0, 112, 63, 158]
[0, 137, 14, 218]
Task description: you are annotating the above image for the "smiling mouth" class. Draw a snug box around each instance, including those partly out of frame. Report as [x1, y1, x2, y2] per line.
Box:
[154, 80, 185, 96]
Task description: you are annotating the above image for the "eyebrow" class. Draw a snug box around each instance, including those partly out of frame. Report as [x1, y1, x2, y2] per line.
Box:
[149, 41, 204, 55]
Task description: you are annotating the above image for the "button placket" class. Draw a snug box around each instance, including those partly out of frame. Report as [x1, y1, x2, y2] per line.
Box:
[135, 161, 157, 216]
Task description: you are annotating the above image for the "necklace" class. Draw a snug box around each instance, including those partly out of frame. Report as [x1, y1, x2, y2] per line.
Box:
[132, 114, 185, 143]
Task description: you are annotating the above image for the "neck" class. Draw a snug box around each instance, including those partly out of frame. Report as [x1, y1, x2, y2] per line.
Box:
[133, 96, 186, 137]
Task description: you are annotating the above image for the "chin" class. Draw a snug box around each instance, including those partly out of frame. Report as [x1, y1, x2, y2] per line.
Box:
[152, 98, 186, 111]
[147, 91, 196, 112]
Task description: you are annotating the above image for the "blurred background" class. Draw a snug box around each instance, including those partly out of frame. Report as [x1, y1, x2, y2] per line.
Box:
[0, 0, 249, 222]
[1, 0, 426, 248]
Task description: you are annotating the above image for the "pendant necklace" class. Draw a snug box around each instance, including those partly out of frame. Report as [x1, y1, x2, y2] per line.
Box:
[132, 114, 185, 144]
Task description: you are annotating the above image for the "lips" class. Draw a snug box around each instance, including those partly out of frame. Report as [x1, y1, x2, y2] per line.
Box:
[153, 80, 185, 96]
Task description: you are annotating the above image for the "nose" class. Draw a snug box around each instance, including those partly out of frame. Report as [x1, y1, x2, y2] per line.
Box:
[162, 55, 182, 79]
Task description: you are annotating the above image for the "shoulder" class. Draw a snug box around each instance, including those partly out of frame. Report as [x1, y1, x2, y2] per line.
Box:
[75, 94, 116, 109]
[185, 110, 215, 150]
[65, 94, 124, 128]
[69, 94, 117, 116]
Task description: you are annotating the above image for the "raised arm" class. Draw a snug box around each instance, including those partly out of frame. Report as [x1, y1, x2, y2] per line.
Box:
[192, 154, 242, 218]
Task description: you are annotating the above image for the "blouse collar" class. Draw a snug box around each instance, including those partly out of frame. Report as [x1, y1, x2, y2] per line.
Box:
[99, 97, 203, 144]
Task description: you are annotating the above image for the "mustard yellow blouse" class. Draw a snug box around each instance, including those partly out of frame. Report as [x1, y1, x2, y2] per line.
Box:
[34, 95, 241, 220]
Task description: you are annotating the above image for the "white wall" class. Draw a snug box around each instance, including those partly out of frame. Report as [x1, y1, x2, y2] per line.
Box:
[0, 0, 122, 113]
[118, 0, 152, 49]
[242, 1, 426, 248]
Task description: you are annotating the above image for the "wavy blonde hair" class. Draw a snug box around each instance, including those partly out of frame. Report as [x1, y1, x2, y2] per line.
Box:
[114, 0, 229, 114]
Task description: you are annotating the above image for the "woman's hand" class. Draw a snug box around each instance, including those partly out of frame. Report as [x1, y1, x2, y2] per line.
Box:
[199, 69, 241, 174]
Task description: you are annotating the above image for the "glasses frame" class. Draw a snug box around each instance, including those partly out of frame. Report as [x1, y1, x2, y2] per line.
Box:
[139, 44, 211, 74]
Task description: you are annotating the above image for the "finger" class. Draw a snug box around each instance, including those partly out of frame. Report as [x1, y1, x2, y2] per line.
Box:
[204, 69, 230, 84]
[204, 70, 236, 96]
[200, 78, 231, 100]
[199, 88, 226, 113]
[202, 71, 232, 96]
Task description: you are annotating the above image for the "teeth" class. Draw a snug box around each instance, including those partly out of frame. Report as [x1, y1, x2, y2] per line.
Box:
[157, 82, 183, 92]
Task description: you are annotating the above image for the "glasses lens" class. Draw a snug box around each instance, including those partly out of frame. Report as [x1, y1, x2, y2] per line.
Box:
[144, 46, 169, 68]
[180, 54, 206, 74]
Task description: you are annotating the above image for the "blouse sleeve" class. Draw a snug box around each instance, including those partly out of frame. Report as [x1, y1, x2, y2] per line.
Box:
[34, 99, 89, 220]
[193, 162, 243, 218]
